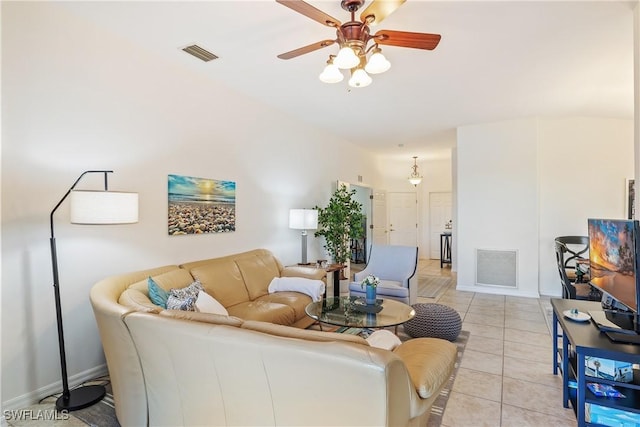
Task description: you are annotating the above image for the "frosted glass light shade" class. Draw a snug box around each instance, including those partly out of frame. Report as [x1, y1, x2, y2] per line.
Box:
[348, 68, 372, 88]
[365, 51, 391, 74]
[70, 190, 139, 224]
[408, 177, 423, 186]
[289, 209, 318, 230]
[334, 47, 360, 69]
[319, 62, 344, 83]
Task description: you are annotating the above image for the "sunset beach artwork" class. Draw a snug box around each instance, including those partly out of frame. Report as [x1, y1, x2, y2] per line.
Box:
[588, 219, 637, 311]
[168, 174, 236, 235]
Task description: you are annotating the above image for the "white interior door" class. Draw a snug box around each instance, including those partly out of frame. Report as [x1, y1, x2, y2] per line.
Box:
[371, 190, 387, 247]
[429, 192, 452, 259]
[388, 192, 418, 246]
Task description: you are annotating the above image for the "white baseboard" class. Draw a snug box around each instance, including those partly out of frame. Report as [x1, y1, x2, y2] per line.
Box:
[2, 364, 108, 411]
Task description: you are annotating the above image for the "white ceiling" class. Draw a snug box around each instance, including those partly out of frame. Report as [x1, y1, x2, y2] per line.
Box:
[58, 1, 635, 160]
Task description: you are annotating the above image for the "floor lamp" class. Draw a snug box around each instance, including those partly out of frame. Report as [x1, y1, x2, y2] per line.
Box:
[50, 170, 138, 411]
[289, 209, 318, 265]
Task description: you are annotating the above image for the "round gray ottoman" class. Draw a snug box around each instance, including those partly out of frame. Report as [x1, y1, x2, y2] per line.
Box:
[404, 303, 462, 341]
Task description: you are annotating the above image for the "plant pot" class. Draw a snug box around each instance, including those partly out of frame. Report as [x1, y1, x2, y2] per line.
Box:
[365, 285, 377, 305]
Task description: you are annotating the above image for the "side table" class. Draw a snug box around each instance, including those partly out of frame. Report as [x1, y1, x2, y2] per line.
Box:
[325, 264, 346, 298]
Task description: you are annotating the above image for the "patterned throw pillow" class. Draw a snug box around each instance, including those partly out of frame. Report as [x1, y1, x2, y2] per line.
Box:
[166, 294, 197, 311]
[166, 280, 203, 311]
[148, 277, 169, 309]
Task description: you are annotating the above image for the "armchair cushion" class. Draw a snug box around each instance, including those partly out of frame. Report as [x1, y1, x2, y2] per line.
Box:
[350, 245, 417, 304]
[349, 280, 408, 299]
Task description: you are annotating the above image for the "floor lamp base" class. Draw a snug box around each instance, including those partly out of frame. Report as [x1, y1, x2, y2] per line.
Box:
[55, 384, 106, 412]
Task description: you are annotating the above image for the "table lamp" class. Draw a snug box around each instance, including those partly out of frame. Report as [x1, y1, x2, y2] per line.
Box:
[289, 209, 318, 265]
[50, 170, 138, 411]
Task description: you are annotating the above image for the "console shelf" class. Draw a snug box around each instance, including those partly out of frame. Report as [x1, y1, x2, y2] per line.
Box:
[552, 299, 640, 426]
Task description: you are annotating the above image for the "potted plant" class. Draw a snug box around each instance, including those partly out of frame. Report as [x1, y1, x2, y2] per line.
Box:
[314, 185, 364, 266]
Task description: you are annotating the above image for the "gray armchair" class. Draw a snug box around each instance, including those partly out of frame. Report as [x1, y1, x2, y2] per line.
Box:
[348, 244, 419, 305]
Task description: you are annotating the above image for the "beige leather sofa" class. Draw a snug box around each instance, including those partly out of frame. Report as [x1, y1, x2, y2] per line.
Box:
[90, 249, 457, 427]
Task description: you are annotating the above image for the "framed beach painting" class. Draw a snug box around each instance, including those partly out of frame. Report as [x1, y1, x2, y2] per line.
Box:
[168, 174, 236, 235]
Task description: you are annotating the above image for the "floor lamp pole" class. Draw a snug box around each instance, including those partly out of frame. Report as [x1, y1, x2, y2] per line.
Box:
[49, 171, 109, 412]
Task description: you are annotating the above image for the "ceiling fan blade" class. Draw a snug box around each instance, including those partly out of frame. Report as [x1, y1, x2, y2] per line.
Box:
[360, 0, 406, 25]
[374, 29, 441, 50]
[276, 0, 341, 27]
[277, 39, 336, 60]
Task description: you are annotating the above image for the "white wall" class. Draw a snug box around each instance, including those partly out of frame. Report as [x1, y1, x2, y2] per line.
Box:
[538, 117, 634, 295]
[457, 118, 540, 297]
[456, 117, 633, 298]
[1, 2, 381, 408]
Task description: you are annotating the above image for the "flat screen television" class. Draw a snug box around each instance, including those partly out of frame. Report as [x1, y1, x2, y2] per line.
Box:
[587, 218, 640, 341]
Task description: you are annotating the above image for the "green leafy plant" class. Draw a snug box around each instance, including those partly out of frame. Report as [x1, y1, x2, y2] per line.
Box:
[314, 185, 364, 265]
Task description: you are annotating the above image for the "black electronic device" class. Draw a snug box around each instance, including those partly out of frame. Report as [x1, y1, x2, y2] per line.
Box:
[587, 218, 640, 343]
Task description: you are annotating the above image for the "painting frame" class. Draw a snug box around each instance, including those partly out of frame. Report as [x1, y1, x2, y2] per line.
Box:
[626, 178, 635, 220]
[168, 174, 236, 235]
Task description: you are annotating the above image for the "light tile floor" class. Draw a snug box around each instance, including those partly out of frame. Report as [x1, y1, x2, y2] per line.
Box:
[412, 259, 577, 427]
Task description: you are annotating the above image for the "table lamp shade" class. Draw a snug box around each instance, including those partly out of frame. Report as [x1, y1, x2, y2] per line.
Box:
[70, 190, 138, 224]
[289, 209, 318, 230]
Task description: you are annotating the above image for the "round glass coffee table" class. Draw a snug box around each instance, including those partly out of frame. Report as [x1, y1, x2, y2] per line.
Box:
[305, 296, 415, 330]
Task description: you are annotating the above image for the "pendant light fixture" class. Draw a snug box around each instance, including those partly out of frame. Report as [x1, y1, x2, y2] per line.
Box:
[408, 156, 423, 186]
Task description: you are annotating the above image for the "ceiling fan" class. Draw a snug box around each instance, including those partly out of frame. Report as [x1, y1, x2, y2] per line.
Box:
[275, 0, 441, 87]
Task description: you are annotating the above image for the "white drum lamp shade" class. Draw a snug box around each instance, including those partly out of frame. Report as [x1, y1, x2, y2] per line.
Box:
[70, 190, 138, 224]
[289, 209, 318, 230]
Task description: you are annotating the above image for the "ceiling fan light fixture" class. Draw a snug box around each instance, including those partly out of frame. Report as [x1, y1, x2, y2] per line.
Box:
[365, 47, 391, 74]
[408, 156, 423, 186]
[348, 67, 372, 88]
[334, 46, 360, 69]
[319, 59, 344, 83]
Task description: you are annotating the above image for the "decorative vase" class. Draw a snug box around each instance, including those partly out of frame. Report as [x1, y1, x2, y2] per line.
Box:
[365, 284, 377, 305]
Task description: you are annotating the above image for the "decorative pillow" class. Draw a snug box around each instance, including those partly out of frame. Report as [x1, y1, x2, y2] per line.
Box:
[166, 294, 197, 311]
[166, 280, 203, 311]
[148, 277, 169, 309]
[195, 291, 228, 316]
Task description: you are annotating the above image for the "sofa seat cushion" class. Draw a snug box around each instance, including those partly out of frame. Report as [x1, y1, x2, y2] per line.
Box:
[118, 289, 162, 314]
[159, 309, 243, 327]
[227, 300, 296, 325]
[393, 337, 457, 399]
[255, 292, 312, 322]
[241, 320, 369, 346]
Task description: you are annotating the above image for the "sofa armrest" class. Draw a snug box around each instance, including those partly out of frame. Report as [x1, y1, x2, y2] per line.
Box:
[281, 266, 326, 281]
[393, 338, 457, 399]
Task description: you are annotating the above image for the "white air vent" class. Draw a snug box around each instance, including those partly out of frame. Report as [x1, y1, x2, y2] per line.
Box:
[181, 44, 218, 62]
[475, 249, 518, 288]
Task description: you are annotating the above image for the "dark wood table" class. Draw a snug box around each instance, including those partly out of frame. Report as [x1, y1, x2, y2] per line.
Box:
[325, 264, 346, 298]
[551, 298, 640, 426]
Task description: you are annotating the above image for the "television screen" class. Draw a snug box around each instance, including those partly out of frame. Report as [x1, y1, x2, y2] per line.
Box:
[588, 218, 639, 313]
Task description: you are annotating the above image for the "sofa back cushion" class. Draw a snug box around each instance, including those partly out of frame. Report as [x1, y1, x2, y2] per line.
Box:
[188, 260, 249, 307]
[128, 268, 195, 295]
[236, 255, 280, 300]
